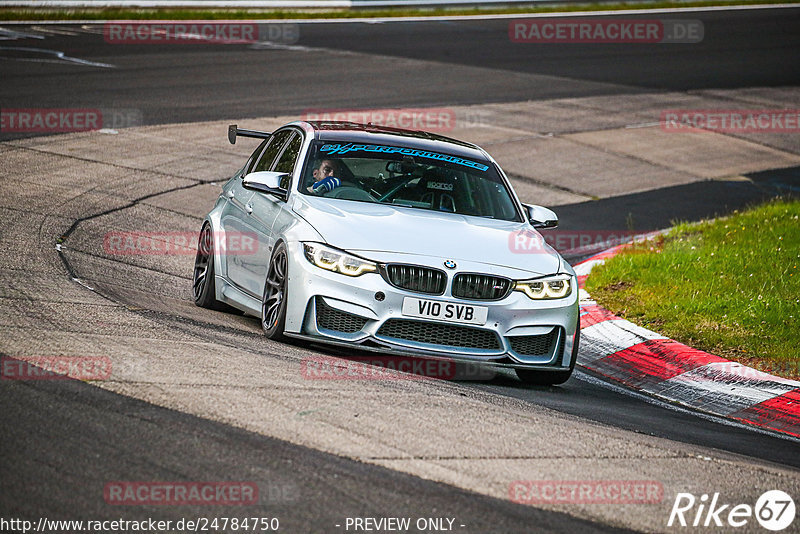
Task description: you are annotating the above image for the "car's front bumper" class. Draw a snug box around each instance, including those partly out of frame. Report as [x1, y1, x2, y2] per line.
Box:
[283, 242, 579, 370]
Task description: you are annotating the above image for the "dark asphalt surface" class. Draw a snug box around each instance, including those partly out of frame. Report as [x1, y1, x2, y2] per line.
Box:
[1, 8, 799, 127]
[117, 299, 800, 472]
[0, 374, 629, 533]
[471, 368, 800, 469]
[556, 165, 800, 233]
[2, 8, 800, 531]
[297, 9, 800, 91]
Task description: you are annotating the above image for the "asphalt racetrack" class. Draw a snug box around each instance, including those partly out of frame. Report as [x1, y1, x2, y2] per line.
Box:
[1, 8, 799, 126]
[1, 7, 800, 533]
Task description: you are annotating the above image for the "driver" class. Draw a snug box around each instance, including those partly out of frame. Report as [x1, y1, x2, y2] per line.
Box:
[307, 158, 342, 194]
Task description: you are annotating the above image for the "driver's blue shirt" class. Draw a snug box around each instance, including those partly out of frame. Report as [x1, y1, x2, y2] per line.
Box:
[311, 176, 340, 194]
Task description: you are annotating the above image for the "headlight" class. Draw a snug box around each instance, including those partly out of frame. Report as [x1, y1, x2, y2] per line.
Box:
[514, 274, 572, 300]
[302, 243, 377, 277]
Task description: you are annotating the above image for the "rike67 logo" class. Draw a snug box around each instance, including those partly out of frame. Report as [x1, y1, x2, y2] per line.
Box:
[668, 490, 795, 530]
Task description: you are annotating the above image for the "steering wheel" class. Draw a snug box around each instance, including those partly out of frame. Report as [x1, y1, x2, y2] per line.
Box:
[327, 186, 376, 202]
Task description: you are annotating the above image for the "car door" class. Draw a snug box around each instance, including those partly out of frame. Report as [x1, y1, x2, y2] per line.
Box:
[223, 129, 294, 296]
[247, 129, 304, 296]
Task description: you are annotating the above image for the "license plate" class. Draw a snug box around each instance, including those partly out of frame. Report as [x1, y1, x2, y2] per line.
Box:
[401, 297, 488, 326]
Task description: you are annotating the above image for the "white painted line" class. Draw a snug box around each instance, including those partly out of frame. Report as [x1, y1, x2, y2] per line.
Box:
[71, 277, 95, 291]
[31, 24, 80, 35]
[0, 26, 45, 39]
[78, 24, 106, 34]
[247, 41, 314, 51]
[0, 46, 116, 67]
[625, 122, 661, 129]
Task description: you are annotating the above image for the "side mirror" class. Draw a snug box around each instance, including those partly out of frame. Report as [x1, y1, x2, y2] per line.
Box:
[524, 204, 558, 229]
[242, 171, 289, 201]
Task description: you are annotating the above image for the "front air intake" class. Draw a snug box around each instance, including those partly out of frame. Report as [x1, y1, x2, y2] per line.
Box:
[383, 264, 447, 295]
[452, 273, 512, 301]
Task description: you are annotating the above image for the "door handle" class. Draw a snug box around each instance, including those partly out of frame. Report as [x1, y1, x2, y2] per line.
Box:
[245, 203, 253, 214]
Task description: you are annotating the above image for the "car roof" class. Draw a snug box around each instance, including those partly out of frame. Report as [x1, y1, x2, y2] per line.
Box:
[302, 121, 490, 162]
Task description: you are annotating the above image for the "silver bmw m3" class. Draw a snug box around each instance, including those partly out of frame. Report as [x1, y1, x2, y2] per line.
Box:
[193, 121, 579, 384]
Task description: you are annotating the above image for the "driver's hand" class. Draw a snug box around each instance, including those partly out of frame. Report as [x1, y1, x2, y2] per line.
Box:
[310, 176, 340, 194]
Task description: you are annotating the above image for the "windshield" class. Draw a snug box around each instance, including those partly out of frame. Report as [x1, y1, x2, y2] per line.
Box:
[299, 141, 521, 222]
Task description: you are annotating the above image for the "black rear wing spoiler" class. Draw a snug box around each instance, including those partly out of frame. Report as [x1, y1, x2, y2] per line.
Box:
[228, 124, 271, 144]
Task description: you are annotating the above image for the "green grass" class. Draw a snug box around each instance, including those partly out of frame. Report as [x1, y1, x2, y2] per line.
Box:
[1, 0, 798, 21]
[585, 198, 800, 379]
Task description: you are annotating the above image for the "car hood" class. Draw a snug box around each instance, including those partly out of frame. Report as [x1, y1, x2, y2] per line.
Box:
[292, 195, 562, 277]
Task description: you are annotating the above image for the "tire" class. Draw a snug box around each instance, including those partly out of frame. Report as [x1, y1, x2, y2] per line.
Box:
[261, 241, 289, 340]
[515, 324, 580, 386]
[193, 223, 225, 310]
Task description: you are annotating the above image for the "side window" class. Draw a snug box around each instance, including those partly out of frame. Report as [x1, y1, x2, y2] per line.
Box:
[272, 133, 303, 175]
[243, 138, 269, 175]
[252, 130, 293, 173]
